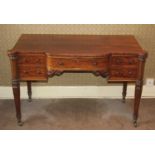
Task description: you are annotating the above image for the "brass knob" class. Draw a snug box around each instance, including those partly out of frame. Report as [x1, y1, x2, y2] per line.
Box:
[23, 58, 28, 63]
[116, 59, 122, 64]
[58, 62, 64, 66]
[75, 59, 80, 63]
[117, 71, 122, 76]
[37, 70, 42, 74]
[36, 59, 41, 63]
[128, 60, 134, 64]
[92, 62, 97, 66]
[23, 70, 28, 74]
[128, 71, 132, 75]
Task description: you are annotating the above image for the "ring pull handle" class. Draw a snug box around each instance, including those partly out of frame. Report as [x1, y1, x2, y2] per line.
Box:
[58, 62, 64, 66]
[116, 58, 122, 64]
[92, 61, 97, 66]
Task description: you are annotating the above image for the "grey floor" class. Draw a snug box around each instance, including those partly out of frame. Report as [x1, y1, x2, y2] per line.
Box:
[0, 98, 155, 129]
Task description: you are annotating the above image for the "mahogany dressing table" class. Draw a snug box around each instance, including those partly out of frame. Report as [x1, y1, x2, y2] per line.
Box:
[8, 34, 147, 127]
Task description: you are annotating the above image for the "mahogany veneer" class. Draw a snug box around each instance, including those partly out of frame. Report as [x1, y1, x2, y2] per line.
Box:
[8, 34, 148, 127]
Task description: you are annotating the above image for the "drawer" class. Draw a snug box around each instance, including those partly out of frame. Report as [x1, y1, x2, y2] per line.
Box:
[48, 57, 109, 70]
[19, 66, 47, 80]
[109, 68, 138, 80]
[18, 54, 46, 65]
[111, 55, 138, 66]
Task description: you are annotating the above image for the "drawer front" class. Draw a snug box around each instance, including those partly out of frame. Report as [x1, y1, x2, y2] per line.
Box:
[18, 54, 46, 65]
[17, 53, 47, 80]
[109, 54, 139, 81]
[111, 55, 138, 66]
[48, 57, 109, 71]
[19, 66, 46, 80]
[109, 68, 138, 81]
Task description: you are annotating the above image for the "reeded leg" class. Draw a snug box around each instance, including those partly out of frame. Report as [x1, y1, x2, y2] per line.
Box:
[27, 81, 32, 102]
[122, 82, 127, 103]
[12, 80, 23, 126]
[133, 80, 143, 127]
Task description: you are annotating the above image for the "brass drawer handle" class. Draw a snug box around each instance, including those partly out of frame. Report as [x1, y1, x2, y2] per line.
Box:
[75, 59, 80, 63]
[128, 71, 133, 75]
[37, 70, 42, 74]
[58, 62, 64, 66]
[128, 60, 135, 64]
[116, 71, 122, 76]
[92, 62, 97, 66]
[23, 58, 28, 63]
[116, 58, 122, 64]
[23, 70, 28, 74]
[36, 59, 41, 63]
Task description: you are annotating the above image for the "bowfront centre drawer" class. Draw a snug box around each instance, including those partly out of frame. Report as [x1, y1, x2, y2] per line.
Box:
[17, 53, 47, 80]
[47, 56, 109, 71]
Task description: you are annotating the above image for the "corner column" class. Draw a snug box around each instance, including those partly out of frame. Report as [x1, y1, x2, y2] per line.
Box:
[133, 53, 147, 127]
[8, 52, 23, 126]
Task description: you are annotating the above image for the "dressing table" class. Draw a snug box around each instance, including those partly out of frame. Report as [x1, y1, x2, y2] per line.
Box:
[8, 34, 147, 127]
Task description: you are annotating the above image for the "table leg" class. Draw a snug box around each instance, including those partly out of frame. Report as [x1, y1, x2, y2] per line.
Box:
[122, 82, 127, 103]
[133, 80, 143, 127]
[12, 80, 23, 126]
[27, 81, 32, 102]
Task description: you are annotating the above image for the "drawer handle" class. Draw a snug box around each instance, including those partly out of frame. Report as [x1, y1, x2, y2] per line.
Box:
[128, 71, 133, 75]
[128, 60, 134, 64]
[116, 71, 122, 76]
[36, 59, 41, 63]
[116, 59, 122, 64]
[92, 62, 97, 66]
[37, 70, 42, 74]
[23, 58, 28, 63]
[58, 62, 64, 66]
[23, 70, 28, 74]
[75, 59, 80, 63]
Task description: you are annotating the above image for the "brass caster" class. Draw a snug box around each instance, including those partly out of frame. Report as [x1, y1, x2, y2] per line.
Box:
[17, 121, 24, 126]
[28, 98, 32, 102]
[122, 99, 126, 103]
[133, 120, 138, 128]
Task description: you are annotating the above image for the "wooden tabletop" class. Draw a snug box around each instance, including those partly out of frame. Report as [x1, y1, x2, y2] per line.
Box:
[10, 34, 145, 56]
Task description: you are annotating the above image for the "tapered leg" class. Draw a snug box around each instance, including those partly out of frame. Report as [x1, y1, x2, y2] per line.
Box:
[27, 81, 32, 102]
[133, 80, 143, 127]
[122, 82, 127, 103]
[12, 80, 23, 126]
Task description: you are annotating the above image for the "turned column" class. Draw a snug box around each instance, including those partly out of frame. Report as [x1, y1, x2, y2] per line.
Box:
[8, 52, 23, 126]
[122, 82, 127, 103]
[133, 53, 147, 127]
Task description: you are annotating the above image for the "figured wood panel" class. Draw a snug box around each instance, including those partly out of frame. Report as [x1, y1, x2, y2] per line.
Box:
[11, 34, 144, 56]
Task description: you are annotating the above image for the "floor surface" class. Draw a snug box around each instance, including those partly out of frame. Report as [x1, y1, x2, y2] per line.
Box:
[0, 99, 155, 129]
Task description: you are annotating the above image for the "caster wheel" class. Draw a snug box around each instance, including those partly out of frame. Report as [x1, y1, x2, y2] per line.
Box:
[122, 99, 126, 103]
[17, 121, 24, 126]
[28, 98, 32, 102]
[133, 120, 138, 128]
